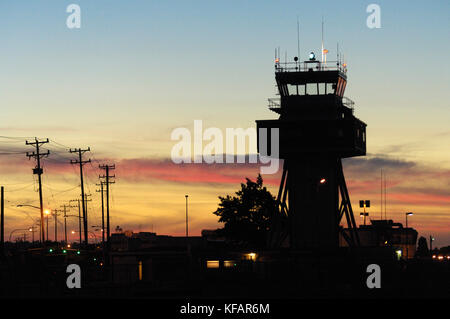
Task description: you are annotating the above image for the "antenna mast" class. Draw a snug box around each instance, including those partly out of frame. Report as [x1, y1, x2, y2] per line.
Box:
[321, 16, 324, 63]
[297, 16, 300, 61]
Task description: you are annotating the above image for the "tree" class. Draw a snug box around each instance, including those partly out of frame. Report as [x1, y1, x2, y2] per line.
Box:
[213, 175, 278, 248]
[415, 236, 429, 258]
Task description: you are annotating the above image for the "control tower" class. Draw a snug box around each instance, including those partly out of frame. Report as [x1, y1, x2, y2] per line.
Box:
[257, 52, 366, 249]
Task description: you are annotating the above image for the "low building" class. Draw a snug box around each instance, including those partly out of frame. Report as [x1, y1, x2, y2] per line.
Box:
[340, 219, 418, 259]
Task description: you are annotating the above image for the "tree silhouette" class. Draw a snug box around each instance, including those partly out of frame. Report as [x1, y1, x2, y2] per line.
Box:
[415, 236, 429, 258]
[213, 175, 277, 248]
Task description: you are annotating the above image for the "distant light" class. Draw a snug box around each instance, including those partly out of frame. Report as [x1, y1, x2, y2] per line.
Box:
[406, 212, 413, 216]
[323, 49, 329, 54]
[319, 178, 326, 184]
[224, 260, 236, 268]
[309, 52, 316, 61]
[395, 250, 402, 260]
[438, 256, 444, 260]
[206, 260, 220, 269]
[29, 228, 33, 232]
[384, 241, 388, 245]
[275, 58, 279, 63]
[71, 231, 75, 234]
[100, 262, 103, 266]
[67, 244, 71, 248]
[94, 258, 97, 261]
[62, 249, 67, 254]
[49, 248, 53, 253]
[77, 251, 80, 255]
[246, 253, 257, 261]
[44, 210, 50, 215]
[432, 255, 436, 259]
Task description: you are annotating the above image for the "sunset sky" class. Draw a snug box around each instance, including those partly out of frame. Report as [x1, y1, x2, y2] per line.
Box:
[0, 1, 449, 247]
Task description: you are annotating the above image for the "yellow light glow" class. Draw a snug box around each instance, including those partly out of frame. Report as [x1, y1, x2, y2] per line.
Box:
[206, 260, 219, 269]
[224, 260, 236, 268]
[246, 253, 257, 261]
[44, 210, 50, 215]
[138, 261, 143, 280]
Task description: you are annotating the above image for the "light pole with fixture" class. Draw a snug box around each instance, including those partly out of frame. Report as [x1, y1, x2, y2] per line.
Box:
[359, 200, 370, 226]
[405, 212, 413, 228]
[185, 195, 189, 239]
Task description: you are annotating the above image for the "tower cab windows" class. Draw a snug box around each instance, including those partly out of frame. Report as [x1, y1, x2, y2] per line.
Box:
[286, 82, 336, 96]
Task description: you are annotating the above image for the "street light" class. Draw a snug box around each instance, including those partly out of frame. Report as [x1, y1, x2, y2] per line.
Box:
[359, 200, 370, 225]
[17, 205, 50, 243]
[405, 212, 413, 228]
[185, 195, 189, 238]
[44, 209, 51, 241]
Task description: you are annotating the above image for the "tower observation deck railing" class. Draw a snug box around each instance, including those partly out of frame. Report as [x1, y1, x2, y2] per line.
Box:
[268, 96, 355, 112]
[275, 60, 347, 73]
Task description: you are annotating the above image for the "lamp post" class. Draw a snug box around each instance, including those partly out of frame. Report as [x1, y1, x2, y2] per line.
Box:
[28, 226, 36, 243]
[185, 195, 189, 239]
[404, 212, 413, 259]
[359, 200, 370, 225]
[17, 204, 50, 244]
[405, 212, 413, 228]
[44, 209, 50, 241]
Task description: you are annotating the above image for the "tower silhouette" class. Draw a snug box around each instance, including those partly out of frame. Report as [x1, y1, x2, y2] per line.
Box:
[257, 52, 366, 249]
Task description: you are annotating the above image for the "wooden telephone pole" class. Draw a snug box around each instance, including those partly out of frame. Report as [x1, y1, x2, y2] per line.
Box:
[70, 147, 91, 245]
[26, 138, 49, 244]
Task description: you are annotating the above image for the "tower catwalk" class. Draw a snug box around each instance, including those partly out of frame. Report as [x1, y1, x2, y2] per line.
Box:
[257, 53, 366, 249]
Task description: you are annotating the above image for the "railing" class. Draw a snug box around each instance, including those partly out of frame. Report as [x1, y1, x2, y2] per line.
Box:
[267, 96, 356, 111]
[342, 96, 355, 111]
[275, 60, 347, 73]
[268, 98, 281, 109]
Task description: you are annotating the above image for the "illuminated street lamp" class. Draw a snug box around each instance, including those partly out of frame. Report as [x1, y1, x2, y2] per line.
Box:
[44, 209, 51, 241]
[359, 200, 370, 225]
[405, 212, 413, 228]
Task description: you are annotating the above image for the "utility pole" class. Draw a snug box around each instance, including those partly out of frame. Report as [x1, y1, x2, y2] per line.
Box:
[99, 164, 115, 246]
[53, 209, 62, 243]
[70, 147, 91, 245]
[26, 138, 49, 244]
[70, 199, 82, 245]
[96, 181, 106, 245]
[61, 204, 71, 244]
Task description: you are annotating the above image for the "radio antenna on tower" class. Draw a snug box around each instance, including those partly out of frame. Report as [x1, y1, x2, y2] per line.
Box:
[321, 16, 324, 63]
[297, 16, 300, 61]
